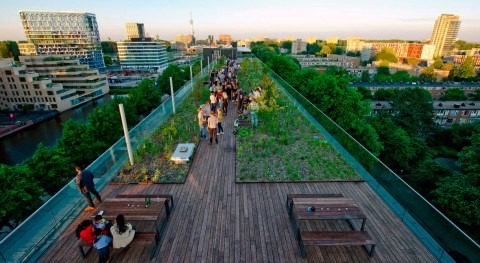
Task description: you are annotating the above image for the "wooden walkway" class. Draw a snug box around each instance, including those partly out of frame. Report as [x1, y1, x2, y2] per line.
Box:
[39, 102, 437, 263]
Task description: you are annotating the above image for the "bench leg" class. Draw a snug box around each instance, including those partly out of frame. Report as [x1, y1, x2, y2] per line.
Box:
[296, 231, 306, 258]
[78, 246, 86, 258]
[365, 244, 376, 256]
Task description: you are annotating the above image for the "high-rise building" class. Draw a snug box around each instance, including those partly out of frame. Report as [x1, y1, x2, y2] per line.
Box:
[219, 34, 232, 46]
[291, 39, 307, 54]
[430, 14, 461, 57]
[118, 23, 168, 72]
[18, 11, 105, 69]
[125, 22, 145, 40]
[207, 35, 214, 46]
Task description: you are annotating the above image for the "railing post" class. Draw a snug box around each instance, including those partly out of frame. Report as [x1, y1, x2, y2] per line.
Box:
[170, 77, 176, 114]
[119, 104, 134, 166]
[190, 65, 193, 92]
[200, 60, 203, 77]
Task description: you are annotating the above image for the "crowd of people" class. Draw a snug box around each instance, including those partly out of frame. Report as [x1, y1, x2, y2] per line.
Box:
[75, 213, 136, 263]
[197, 58, 262, 144]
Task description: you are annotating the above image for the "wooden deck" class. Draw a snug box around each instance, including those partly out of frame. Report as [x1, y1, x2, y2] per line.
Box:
[39, 103, 437, 263]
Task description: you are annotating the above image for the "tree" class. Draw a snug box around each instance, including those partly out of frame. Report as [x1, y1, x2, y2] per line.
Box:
[346, 51, 357, 57]
[453, 57, 477, 80]
[306, 43, 321, 55]
[441, 62, 455, 71]
[407, 160, 451, 199]
[440, 88, 467, 101]
[393, 88, 434, 137]
[419, 67, 436, 82]
[392, 70, 411, 82]
[457, 125, 480, 174]
[267, 55, 300, 84]
[101, 41, 118, 55]
[374, 88, 396, 100]
[356, 86, 373, 100]
[319, 45, 332, 57]
[157, 64, 186, 95]
[103, 55, 112, 66]
[361, 70, 371, 82]
[281, 41, 292, 51]
[57, 120, 98, 168]
[0, 164, 43, 230]
[373, 48, 398, 63]
[470, 89, 480, 100]
[24, 143, 72, 196]
[128, 79, 161, 116]
[432, 57, 444, 69]
[407, 58, 418, 66]
[0, 41, 20, 60]
[334, 47, 344, 55]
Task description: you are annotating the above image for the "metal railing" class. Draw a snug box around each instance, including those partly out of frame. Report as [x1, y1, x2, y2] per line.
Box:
[265, 62, 479, 263]
[0, 64, 212, 263]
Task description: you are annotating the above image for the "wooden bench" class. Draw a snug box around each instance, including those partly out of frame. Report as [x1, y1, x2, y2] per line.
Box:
[115, 194, 174, 217]
[286, 193, 344, 209]
[297, 230, 376, 258]
[77, 232, 158, 259]
[129, 231, 158, 259]
[77, 239, 93, 259]
[236, 119, 261, 127]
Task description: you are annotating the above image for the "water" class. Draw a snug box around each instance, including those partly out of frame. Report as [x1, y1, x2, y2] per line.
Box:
[0, 95, 112, 166]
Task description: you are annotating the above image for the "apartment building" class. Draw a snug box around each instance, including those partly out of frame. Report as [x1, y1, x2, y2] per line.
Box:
[451, 55, 480, 70]
[326, 36, 339, 44]
[219, 34, 232, 46]
[291, 54, 359, 68]
[305, 36, 316, 44]
[291, 39, 307, 54]
[357, 83, 480, 100]
[0, 58, 79, 112]
[18, 11, 105, 69]
[370, 100, 480, 127]
[19, 55, 109, 100]
[430, 14, 461, 57]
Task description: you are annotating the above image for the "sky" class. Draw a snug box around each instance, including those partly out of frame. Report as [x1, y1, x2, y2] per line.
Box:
[0, 0, 479, 42]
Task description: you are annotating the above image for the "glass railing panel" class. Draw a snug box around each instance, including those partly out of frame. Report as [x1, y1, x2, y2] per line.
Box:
[0, 66, 207, 262]
[265, 65, 479, 262]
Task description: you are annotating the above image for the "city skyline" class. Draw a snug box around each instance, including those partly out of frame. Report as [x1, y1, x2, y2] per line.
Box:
[0, 0, 479, 42]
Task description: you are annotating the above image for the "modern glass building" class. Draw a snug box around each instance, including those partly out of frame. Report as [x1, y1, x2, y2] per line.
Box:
[117, 41, 168, 71]
[18, 11, 105, 69]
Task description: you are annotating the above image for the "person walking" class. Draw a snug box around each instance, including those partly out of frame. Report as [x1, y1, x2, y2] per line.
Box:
[207, 110, 218, 145]
[198, 106, 207, 140]
[76, 166, 102, 211]
[217, 108, 224, 135]
[249, 98, 259, 127]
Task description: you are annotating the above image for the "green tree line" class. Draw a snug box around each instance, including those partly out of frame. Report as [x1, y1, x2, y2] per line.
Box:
[251, 43, 480, 242]
[0, 62, 199, 230]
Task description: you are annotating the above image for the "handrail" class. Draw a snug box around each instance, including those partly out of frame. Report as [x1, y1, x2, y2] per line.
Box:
[263, 60, 479, 262]
[0, 63, 213, 263]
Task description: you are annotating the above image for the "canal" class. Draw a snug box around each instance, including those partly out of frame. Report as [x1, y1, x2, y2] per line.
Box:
[0, 94, 112, 166]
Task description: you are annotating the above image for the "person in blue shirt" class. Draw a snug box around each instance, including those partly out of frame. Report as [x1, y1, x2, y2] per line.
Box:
[93, 228, 112, 263]
[76, 166, 102, 211]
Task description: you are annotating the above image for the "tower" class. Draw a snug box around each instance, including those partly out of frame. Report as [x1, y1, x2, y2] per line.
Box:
[430, 14, 461, 57]
[125, 22, 145, 40]
[189, 12, 195, 45]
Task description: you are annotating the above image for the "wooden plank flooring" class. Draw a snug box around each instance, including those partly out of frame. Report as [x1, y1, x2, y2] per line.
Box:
[39, 102, 437, 263]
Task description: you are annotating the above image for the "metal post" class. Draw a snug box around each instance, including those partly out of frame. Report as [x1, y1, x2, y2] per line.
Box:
[190, 65, 193, 91]
[119, 104, 134, 166]
[208, 56, 210, 70]
[170, 77, 176, 114]
[200, 60, 203, 77]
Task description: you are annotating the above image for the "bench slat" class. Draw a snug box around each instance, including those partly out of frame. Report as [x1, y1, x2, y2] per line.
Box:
[301, 231, 375, 246]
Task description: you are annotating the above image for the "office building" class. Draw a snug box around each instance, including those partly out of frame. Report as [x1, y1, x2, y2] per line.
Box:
[118, 23, 168, 71]
[346, 37, 364, 52]
[430, 14, 461, 57]
[125, 22, 145, 40]
[18, 11, 105, 69]
[291, 39, 307, 54]
[0, 58, 79, 112]
[19, 54, 109, 100]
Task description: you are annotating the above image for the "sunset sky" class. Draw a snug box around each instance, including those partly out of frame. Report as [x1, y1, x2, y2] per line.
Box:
[0, 0, 478, 41]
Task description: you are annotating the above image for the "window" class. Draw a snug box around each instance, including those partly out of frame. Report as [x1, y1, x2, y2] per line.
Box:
[19, 77, 26, 82]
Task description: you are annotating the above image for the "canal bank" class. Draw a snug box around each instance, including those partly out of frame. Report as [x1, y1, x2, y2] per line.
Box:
[0, 94, 112, 166]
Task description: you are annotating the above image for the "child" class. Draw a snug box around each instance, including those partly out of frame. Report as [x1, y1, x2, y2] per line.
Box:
[93, 228, 112, 263]
[94, 214, 112, 237]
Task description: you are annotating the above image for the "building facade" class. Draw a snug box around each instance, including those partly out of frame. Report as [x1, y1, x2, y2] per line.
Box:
[291, 39, 307, 54]
[0, 58, 80, 112]
[117, 41, 168, 71]
[19, 55, 109, 100]
[305, 36, 316, 44]
[326, 36, 339, 44]
[430, 14, 461, 57]
[370, 100, 480, 127]
[18, 11, 105, 69]
[125, 22, 145, 40]
[219, 34, 232, 46]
